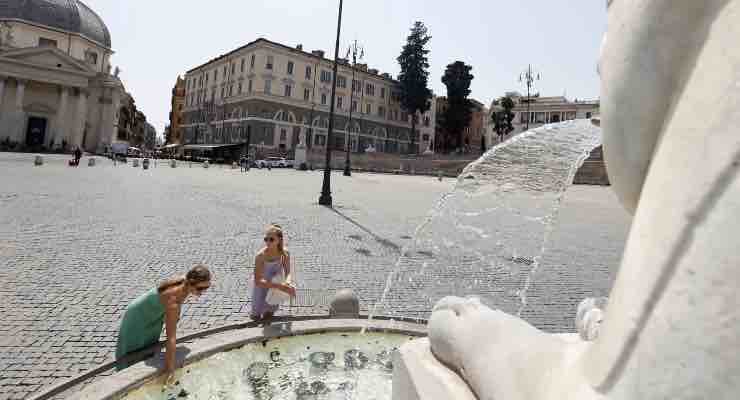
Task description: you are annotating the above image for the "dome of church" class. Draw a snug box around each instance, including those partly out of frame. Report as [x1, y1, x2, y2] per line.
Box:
[0, 0, 111, 48]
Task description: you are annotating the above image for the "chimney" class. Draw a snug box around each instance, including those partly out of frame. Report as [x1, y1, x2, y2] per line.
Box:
[296, 44, 303, 51]
[381, 73, 391, 79]
[369, 68, 379, 75]
[312, 50, 325, 58]
[358, 63, 368, 71]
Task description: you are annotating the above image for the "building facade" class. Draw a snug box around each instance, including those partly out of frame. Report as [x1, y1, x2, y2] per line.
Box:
[0, 0, 127, 153]
[434, 97, 488, 154]
[181, 38, 435, 157]
[485, 93, 599, 148]
[116, 93, 148, 150]
[167, 76, 185, 145]
[144, 122, 156, 150]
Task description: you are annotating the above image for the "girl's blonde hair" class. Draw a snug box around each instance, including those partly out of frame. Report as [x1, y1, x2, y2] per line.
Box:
[266, 224, 287, 256]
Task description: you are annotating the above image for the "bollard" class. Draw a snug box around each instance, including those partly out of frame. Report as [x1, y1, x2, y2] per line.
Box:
[232, 162, 238, 169]
[203, 160, 210, 169]
[329, 289, 360, 319]
[34, 155, 43, 166]
[132, 159, 140, 168]
[142, 159, 150, 170]
[170, 159, 177, 168]
[438, 170, 443, 181]
[88, 158, 96, 167]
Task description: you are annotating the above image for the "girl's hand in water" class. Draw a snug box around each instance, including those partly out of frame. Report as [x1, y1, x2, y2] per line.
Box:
[166, 371, 177, 386]
[155, 371, 177, 388]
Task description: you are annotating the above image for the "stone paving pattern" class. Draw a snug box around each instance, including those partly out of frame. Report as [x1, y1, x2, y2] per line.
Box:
[0, 153, 631, 398]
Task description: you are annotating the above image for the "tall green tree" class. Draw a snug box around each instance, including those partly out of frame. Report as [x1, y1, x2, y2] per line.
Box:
[440, 61, 474, 152]
[492, 96, 515, 143]
[397, 21, 433, 154]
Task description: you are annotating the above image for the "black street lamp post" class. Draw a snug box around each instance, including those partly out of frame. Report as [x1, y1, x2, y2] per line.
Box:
[344, 40, 363, 177]
[318, 0, 344, 207]
[307, 60, 318, 153]
[519, 64, 541, 131]
[319, 0, 343, 207]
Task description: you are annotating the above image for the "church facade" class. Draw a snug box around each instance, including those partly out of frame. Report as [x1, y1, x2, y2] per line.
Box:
[0, 0, 125, 153]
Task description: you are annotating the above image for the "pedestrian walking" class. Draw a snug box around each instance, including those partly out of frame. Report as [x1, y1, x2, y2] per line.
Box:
[73, 147, 82, 167]
[240, 156, 248, 173]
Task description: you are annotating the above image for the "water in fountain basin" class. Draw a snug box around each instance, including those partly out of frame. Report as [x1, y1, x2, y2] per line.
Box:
[122, 332, 412, 400]
[367, 120, 603, 325]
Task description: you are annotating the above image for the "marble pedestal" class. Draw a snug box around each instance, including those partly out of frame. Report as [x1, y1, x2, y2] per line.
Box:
[294, 144, 307, 170]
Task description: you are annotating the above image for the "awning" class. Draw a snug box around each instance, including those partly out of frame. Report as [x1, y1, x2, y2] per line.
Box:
[183, 143, 243, 151]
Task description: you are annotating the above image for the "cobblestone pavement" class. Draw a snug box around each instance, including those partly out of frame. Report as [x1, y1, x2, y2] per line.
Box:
[0, 153, 631, 398]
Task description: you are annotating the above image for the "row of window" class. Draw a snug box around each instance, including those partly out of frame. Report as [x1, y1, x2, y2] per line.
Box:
[518, 111, 583, 124]
[186, 54, 391, 102]
[186, 81, 411, 123]
[185, 125, 418, 148]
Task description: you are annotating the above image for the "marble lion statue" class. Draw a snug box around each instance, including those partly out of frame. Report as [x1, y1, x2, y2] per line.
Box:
[426, 1, 740, 399]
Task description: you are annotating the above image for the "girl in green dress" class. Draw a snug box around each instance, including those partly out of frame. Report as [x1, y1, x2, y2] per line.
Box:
[115, 265, 212, 375]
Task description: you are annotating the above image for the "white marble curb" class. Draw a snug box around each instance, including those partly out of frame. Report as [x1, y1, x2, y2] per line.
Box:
[67, 318, 426, 400]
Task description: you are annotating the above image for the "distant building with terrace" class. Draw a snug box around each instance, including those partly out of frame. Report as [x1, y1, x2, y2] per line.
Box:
[486, 93, 600, 147]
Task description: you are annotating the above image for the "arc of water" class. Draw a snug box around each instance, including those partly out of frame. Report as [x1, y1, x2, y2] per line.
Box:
[366, 120, 603, 331]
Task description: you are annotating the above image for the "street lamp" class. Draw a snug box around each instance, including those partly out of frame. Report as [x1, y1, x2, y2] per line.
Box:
[318, 0, 344, 207]
[307, 59, 319, 155]
[344, 39, 364, 177]
[519, 64, 541, 131]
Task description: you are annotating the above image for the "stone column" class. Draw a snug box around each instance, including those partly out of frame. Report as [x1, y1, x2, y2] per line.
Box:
[96, 86, 121, 153]
[15, 79, 25, 109]
[72, 89, 88, 149]
[13, 79, 26, 143]
[53, 86, 68, 149]
[0, 77, 6, 138]
[0, 77, 6, 108]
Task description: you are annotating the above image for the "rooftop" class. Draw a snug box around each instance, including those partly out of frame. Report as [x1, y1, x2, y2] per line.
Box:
[185, 37, 398, 84]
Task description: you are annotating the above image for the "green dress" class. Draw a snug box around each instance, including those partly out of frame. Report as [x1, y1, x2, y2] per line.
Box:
[115, 288, 166, 370]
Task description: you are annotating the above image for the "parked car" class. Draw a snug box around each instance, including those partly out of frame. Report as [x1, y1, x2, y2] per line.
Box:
[254, 159, 269, 169]
[267, 157, 287, 168]
[127, 147, 142, 158]
[284, 159, 295, 168]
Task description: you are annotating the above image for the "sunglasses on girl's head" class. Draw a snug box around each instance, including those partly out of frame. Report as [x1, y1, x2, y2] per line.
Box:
[264, 236, 277, 243]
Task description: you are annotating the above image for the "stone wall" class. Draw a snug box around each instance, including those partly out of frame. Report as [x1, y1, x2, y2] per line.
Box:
[573, 160, 610, 185]
[306, 150, 474, 177]
[304, 145, 611, 185]
[573, 145, 610, 185]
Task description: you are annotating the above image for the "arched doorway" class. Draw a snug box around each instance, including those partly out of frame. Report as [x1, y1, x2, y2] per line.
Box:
[273, 110, 296, 151]
[25, 117, 47, 147]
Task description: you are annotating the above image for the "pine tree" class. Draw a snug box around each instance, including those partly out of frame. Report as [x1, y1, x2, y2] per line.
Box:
[441, 61, 474, 152]
[492, 96, 516, 143]
[397, 21, 433, 154]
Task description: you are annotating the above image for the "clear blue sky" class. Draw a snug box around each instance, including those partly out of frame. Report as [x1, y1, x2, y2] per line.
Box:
[88, 0, 606, 135]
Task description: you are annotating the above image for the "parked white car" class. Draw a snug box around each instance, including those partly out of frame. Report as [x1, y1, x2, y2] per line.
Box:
[284, 159, 295, 168]
[255, 157, 291, 168]
[267, 157, 287, 168]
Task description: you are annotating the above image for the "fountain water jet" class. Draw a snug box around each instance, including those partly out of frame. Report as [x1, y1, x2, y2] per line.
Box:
[368, 120, 602, 325]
